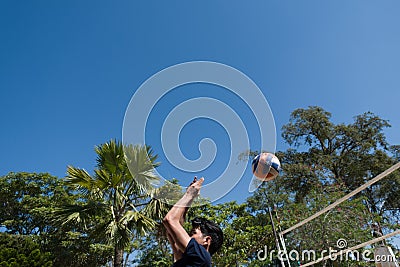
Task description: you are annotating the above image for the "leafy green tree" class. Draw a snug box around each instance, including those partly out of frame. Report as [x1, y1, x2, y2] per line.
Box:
[0, 233, 52, 267]
[243, 170, 374, 266]
[44, 229, 113, 267]
[280, 186, 371, 266]
[240, 106, 399, 266]
[281, 106, 399, 232]
[55, 140, 166, 267]
[0, 172, 113, 266]
[196, 202, 275, 267]
[132, 225, 173, 267]
[0, 172, 67, 235]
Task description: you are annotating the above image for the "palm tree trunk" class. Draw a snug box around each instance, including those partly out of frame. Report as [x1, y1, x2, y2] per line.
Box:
[114, 248, 124, 267]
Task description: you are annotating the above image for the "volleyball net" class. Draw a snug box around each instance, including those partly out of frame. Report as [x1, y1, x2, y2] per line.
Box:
[278, 162, 400, 266]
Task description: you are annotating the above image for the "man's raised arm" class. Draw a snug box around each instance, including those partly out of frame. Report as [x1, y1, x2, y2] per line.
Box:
[163, 177, 204, 253]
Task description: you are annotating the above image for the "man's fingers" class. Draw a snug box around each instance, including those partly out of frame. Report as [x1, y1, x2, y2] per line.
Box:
[187, 176, 204, 189]
[189, 176, 197, 186]
[197, 177, 204, 185]
[192, 177, 204, 189]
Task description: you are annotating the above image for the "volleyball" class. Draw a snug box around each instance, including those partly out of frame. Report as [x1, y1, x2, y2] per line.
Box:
[252, 153, 281, 181]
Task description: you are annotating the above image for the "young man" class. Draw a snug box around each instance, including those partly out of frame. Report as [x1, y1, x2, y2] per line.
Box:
[163, 177, 223, 267]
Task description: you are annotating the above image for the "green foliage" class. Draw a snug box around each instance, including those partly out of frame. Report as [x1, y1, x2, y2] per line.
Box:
[240, 106, 399, 266]
[196, 202, 275, 266]
[0, 233, 52, 267]
[271, 106, 398, 265]
[279, 186, 372, 265]
[132, 225, 173, 267]
[0, 172, 70, 235]
[281, 107, 399, 225]
[0, 172, 113, 266]
[55, 140, 167, 267]
[45, 229, 113, 267]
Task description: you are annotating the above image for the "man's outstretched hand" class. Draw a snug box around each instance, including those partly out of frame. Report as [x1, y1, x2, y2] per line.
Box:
[186, 176, 204, 198]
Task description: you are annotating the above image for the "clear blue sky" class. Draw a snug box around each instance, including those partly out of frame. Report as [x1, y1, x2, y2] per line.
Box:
[1, 1, 399, 206]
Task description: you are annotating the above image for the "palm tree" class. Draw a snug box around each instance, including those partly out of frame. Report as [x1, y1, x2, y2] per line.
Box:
[56, 140, 166, 267]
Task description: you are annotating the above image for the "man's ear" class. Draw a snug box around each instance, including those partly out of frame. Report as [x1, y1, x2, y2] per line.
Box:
[204, 235, 212, 245]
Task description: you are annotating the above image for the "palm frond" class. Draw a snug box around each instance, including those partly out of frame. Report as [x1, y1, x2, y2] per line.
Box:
[94, 169, 112, 190]
[123, 144, 160, 193]
[122, 210, 156, 236]
[106, 220, 132, 250]
[142, 197, 171, 222]
[66, 166, 94, 188]
[67, 166, 105, 199]
[53, 200, 108, 229]
[95, 139, 126, 174]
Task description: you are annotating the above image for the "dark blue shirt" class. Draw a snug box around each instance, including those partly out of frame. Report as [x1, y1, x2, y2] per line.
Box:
[172, 238, 212, 267]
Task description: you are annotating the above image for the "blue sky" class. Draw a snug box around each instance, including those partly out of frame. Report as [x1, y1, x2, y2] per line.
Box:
[1, 0, 399, 211]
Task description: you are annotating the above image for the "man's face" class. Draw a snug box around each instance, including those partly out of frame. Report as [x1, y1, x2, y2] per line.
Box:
[190, 227, 208, 246]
